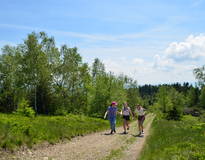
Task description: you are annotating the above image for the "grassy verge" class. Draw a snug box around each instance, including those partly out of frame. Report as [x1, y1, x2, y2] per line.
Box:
[140, 115, 205, 160]
[0, 113, 109, 150]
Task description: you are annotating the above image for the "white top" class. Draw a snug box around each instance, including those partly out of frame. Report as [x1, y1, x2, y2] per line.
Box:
[136, 107, 145, 116]
[122, 107, 131, 116]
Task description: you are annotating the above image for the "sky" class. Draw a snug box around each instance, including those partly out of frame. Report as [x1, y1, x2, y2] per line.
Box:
[0, 0, 205, 85]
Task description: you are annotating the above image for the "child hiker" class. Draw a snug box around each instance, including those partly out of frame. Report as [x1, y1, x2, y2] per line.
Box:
[136, 104, 146, 136]
[104, 101, 119, 134]
[121, 102, 133, 134]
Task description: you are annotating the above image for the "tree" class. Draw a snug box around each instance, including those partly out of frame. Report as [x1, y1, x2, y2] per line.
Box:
[185, 87, 199, 107]
[194, 65, 205, 86]
[155, 86, 185, 120]
[199, 86, 205, 109]
[126, 79, 142, 111]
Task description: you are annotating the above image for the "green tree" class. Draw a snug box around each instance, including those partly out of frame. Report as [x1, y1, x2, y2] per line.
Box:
[199, 86, 205, 109]
[194, 65, 205, 86]
[126, 79, 142, 111]
[185, 87, 199, 107]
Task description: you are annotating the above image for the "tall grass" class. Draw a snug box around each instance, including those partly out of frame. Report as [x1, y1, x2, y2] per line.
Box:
[140, 115, 205, 160]
[0, 113, 109, 150]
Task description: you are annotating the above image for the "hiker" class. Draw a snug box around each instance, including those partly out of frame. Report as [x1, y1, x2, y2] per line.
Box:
[104, 101, 119, 134]
[121, 102, 133, 134]
[136, 104, 146, 136]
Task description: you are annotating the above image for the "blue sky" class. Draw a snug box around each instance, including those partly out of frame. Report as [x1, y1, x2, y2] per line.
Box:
[1, 0, 205, 84]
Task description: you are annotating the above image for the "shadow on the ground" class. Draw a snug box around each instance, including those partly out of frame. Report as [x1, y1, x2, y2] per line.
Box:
[131, 134, 144, 138]
[117, 132, 128, 135]
[103, 133, 113, 135]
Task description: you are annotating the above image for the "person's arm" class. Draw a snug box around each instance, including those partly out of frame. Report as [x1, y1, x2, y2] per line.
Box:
[128, 108, 133, 119]
[117, 109, 122, 115]
[118, 107, 123, 115]
[143, 108, 147, 116]
[129, 108, 134, 117]
[104, 111, 108, 119]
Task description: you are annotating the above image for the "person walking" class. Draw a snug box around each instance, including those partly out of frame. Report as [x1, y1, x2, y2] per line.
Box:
[136, 104, 146, 136]
[104, 101, 119, 134]
[121, 102, 133, 134]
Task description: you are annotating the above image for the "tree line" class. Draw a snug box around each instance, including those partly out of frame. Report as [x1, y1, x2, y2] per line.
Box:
[0, 32, 141, 117]
[1, 31, 205, 119]
[139, 80, 205, 120]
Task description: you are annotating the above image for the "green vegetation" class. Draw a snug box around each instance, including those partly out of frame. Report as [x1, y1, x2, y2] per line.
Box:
[140, 115, 205, 160]
[0, 113, 109, 150]
[0, 32, 142, 118]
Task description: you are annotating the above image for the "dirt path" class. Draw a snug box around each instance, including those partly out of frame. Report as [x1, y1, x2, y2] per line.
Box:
[1, 114, 154, 160]
[120, 114, 155, 160]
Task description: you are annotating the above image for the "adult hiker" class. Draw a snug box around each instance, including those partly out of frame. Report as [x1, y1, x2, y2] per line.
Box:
[121, 102, 133, 134]
[104, 101, 119, 134]
[136, 104, 146, 136]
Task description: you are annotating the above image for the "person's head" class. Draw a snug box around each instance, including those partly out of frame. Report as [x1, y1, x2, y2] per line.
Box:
[123, 102, 128, 107]
[111, 101, 118, 107]
[136, 104, 141, 110]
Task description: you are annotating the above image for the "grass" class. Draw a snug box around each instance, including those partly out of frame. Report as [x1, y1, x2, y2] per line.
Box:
[0, 113, 110, 150]
[139, 115, 205, 160]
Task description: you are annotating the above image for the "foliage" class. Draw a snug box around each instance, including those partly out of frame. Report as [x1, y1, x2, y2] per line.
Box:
[199, 86, 205, 109]
[194, 65, 205, 86]
[153, 86, 185, 120]
[140, 115, 205, 160]
[126, 79, 143, 111]
[0, 32, 139, 116]
[0, 113, 109, 150]
[14, 99, 35, 118]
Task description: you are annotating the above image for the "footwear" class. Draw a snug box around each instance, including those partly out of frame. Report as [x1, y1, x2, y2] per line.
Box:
[137, 132, 142, 136]
[123, 131, 127, 134]
[114, 129, 116, 133]
[110, 130, 113, 134]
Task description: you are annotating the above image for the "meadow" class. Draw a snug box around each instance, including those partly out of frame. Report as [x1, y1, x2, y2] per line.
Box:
[140, 115, 205, 160]
[0, 113, 111, 150]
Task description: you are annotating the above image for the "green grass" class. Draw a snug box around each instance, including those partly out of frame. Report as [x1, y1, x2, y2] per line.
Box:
[0, 113, 109, 150]
[140, 115, 205, 160]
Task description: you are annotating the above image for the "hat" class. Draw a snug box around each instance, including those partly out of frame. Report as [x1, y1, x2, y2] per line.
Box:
[111, 101, 118, 105]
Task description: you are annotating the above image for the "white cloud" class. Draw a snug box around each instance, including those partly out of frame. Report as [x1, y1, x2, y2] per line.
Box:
[153, 34, 205, 74]
[100, 34, 205, 84]
[153, 55, 174, 71]
[133, 58, 144, 64]
[165, 34, 205, 62]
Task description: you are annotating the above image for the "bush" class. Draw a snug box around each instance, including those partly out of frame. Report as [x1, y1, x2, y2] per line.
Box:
[166, 107, 182, 120]
[14, 99, 35, 118]
[54, 107, 67, 116]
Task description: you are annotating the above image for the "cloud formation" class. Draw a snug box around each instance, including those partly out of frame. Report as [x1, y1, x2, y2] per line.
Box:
[165, 34, 205, 62]
[101, 34, 205, 84]
[153, 34, 205, 72]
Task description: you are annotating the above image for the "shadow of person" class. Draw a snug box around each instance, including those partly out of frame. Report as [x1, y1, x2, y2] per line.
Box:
[103, 133, 113, 135]
[131, 134, 144, 138]
[118, 132, 128, 135]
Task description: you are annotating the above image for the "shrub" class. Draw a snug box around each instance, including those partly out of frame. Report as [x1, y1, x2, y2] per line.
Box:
[54, 107, 67, 116]
[14, 98, 35, 118]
